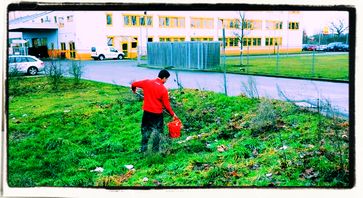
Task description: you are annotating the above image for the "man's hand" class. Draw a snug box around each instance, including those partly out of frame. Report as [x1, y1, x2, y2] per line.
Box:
[173, 113, 178, 120]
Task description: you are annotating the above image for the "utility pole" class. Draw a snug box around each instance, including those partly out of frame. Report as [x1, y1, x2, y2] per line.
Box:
[221, 19, 227, 96]
[144, 11, 148, 60]
[137, 14, 143, 65]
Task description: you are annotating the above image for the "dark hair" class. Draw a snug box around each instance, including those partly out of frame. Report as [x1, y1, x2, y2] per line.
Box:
[158, 69, 170, 79]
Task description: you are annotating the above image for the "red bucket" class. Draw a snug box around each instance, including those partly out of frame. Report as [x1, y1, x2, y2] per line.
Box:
[168, 118, 182, 138]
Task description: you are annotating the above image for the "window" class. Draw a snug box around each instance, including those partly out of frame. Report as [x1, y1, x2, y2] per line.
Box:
[191, 37, 213, 41]
[67, 15, 73, 22]
[219, 19, 239, 29]
[131, 16, 137, 26]
[159, 37, 185, 42]
[191, 18, 214, 29]
[159, 16, 185, 28]
[26, 57, 36, 62]
[123, 15, 153, 27]
[59, 17, 64, 28]
[242, 38, 262, 46]
[9, 57, 15, 63]
[54, 16, 57, 23]
[15, 57, 28, 63]
[124, 15, 130, 26]
[61, 42, 66, 50]
[266, 20, 283, 30]
[242, 20, 262, 30]
[265, 37, 282, 46]
[219, 37, 239, 47]
[131, 37, 138, 48]
[106, 13, 112, 25]
[107, 36, 114, 46]
[148, 37, 153, 42]
[288, 22, 299, 30]
[40, 38, 47, 46]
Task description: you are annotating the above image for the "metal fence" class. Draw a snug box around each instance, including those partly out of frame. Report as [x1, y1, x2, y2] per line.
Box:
[147, 42, 220, 70]
[228, 45, 349, 81]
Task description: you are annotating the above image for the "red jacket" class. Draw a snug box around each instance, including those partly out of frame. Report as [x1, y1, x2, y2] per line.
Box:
[131, 78, 175, 116]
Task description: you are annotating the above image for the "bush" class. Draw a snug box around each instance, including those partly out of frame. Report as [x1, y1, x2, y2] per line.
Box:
[249, 99, 278, 136]
[44, 59, 64, 91]
[69, 60, 84, 85]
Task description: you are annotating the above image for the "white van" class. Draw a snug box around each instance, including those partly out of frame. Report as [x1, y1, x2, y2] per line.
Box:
[91, 46, 125, 60]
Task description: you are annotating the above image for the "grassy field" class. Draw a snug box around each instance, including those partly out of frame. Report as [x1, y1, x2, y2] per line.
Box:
[221, 54, 349, 81]
[7, 77, 350, 187]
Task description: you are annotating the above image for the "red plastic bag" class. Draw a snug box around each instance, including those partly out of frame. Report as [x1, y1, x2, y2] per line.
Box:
[168, 117, 182, 138]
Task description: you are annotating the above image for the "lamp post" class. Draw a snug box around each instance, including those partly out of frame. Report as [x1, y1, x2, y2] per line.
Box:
[144, 11, 148, 60]
[220, 19, 227, 96]
[137, 24, 142, 65]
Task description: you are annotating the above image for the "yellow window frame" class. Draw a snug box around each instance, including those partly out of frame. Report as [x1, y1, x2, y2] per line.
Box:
[159, 16, 185, 28]
[191, 37, 213, 41]
[243, 37, 262, 46]
[107, 36, 115, 46]
[123, 14, 153, 27]
[159, 37, 185, 42]
[106, 13, 113, 26]
[288, 21, 299, 30]
[218, 18, 239, 29]
[266, 20, 283, 30]
[265, 37, 282, 46]
[191, 17, 214, 29]
[218, 37, 238, 47]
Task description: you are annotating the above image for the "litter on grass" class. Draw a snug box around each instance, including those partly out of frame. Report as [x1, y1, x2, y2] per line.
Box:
[91, 167, 104, 173]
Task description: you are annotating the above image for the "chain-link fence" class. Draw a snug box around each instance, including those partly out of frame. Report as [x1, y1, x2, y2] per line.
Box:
[225, 45, 349, 81]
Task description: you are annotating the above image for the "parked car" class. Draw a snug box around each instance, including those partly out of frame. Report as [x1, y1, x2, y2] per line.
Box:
[307, 44, 317, 51]
[342, 44, 349, 51]
[316, 45, 328, 51]
[8, 55, 44, 75]
[302, 44, 310, 51]
[91, 46, 125, 60]
[326, 42, 348, 52]
[302, 44, 317, 51]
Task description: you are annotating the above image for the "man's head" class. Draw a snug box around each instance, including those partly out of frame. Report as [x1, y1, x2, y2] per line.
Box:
[158, 69, 170, 83]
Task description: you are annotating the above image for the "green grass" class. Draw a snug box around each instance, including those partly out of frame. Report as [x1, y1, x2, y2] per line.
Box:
[7, 77, 350, 187]
[222, 54, 349, 81]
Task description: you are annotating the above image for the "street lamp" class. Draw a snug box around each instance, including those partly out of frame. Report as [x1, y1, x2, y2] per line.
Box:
[138, 11, 148, 65]
[144, 11, 148, 60]
[220, 19, 227, 96]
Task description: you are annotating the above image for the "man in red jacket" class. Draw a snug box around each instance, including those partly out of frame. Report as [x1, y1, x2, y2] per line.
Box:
[131, 69, 178, 152]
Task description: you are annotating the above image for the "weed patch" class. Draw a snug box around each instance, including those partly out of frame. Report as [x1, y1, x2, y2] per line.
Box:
[7, 77, 350, 187]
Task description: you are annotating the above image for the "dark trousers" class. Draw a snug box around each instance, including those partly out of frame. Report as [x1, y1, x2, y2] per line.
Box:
[141, 111, 164, 152]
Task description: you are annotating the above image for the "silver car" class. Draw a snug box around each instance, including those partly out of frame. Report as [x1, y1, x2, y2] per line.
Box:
[8, 55, 45, 75]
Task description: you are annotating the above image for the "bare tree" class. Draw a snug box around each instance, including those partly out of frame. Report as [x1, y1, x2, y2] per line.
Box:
[330, 19, 349, 38]
[234, 11, 250, 67]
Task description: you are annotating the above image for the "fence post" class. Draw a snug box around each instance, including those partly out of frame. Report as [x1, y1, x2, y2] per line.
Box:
[222, 25, 227, 96]
[188, 42, 191, 69]
[312, 49, 316, 77]
[170, 42, 173, 67]
[276, 44, 280, 74]
[247, 46, 250, 65]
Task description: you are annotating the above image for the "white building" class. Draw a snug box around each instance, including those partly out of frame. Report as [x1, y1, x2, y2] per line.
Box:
[9, 10, 302, 59]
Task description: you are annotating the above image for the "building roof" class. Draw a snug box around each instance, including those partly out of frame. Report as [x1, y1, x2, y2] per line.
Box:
[9, 11, 58, 32]
[9, 11, 53, 25]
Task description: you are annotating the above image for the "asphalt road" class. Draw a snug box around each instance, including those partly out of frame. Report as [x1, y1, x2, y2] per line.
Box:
[46, 59, 349, 117]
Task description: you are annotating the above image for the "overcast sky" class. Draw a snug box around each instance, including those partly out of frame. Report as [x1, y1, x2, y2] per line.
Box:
[300, 11, 349, 35]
